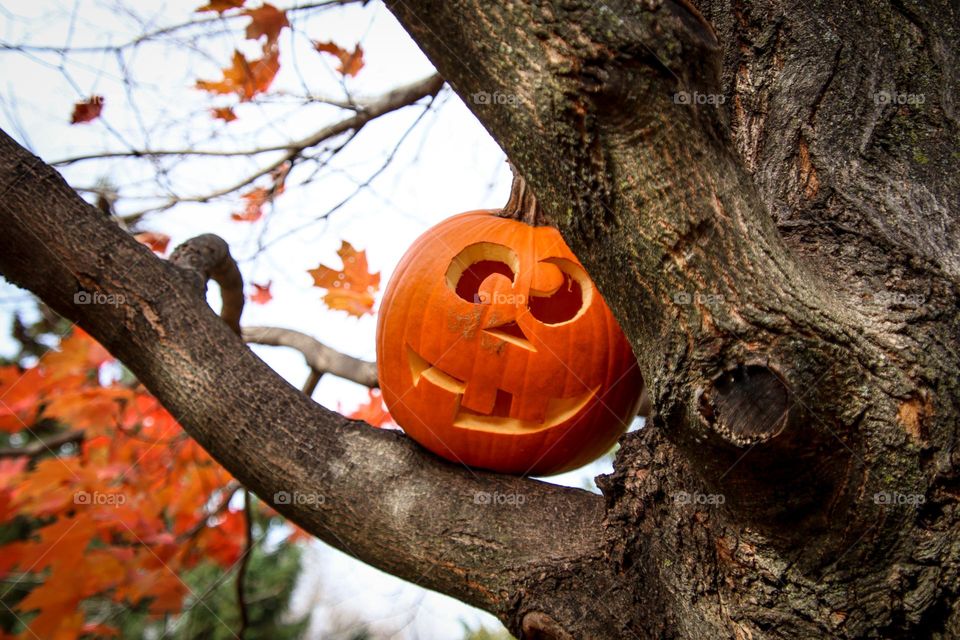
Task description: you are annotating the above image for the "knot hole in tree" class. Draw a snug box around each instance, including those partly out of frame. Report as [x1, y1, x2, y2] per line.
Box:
[698, 363, 790, 447]
[688, 363, 856, 550]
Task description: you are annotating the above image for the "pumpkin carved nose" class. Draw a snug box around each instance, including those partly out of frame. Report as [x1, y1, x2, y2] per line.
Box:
[484, 319, 534, 351]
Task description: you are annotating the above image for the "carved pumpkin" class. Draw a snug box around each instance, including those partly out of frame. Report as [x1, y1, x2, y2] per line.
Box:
[376, 211, 643, 475]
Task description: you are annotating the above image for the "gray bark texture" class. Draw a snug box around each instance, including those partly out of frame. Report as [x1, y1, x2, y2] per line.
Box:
[1, 0, 958, 638]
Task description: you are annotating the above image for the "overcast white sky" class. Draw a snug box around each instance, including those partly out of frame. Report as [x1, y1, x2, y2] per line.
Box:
[0, 1, 639, 636]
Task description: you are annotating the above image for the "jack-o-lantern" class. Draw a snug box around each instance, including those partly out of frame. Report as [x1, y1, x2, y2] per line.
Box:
[376, 210, 643, 475]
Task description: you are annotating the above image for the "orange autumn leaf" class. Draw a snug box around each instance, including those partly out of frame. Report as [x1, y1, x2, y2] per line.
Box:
[346, 389, 393, 428]
[42, 328, 113, 379]
[243, 3, 289, 44]
[211, 106, 238, 122]
[231, 186, 269, 222]
[232, 165, 286, 222]
[314, 41, 365, 77]
[70, 96, 104, 124]
[196, 48, 279, 102]
[0, 327, 274, 636]
[195, 0, 244, 13]
[134, 231, 171, 254]
[307, 241, 380, 317]
[0, 366, 43, 432]
[250, 281, 273, 304]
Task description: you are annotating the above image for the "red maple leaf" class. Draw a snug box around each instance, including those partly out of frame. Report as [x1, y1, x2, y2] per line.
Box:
[249, 281, 273, 304]
[314, 41, 365, 77]
[195, 0, 244, 13]
[231, 187, 270, 222]
[346, 389, 394, 428]
[70, 96, 104, 124]
[244, 3, 289, 44]
[210, 106, 238, 122]
[196, 48, 280, 102]
[134, 231, 171, 254]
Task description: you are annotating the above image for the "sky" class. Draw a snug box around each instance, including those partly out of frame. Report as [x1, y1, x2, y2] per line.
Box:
[0, 1, 641, 637]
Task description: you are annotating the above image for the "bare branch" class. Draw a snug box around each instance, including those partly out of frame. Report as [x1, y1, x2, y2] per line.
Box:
[0, 430, 84, 458]
[301, 369, 323, 397]
[236, 489, 254, 638]
[118, 74, 445, 224]
[0, 1, 364, 55]
[170, 234, 244, 336]
[243, 326, 377, 389]
[176, 480, 242, 543]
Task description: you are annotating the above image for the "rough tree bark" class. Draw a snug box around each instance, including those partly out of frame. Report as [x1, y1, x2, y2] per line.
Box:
[0, 0, 958, 638]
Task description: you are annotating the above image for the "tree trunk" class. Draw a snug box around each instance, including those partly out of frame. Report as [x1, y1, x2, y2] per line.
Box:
[1, 0, 959, 638]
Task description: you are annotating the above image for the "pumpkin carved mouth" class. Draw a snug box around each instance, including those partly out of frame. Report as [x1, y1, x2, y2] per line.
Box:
[406, 345, 597, 434]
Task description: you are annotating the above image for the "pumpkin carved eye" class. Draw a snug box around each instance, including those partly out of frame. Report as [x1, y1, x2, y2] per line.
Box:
[445, 242, 518, 304]
[529, 258, 592, 325]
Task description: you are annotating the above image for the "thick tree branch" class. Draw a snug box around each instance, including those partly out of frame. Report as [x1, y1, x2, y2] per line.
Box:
[0, 128, 605, 622]
[242, 326, 377, 389]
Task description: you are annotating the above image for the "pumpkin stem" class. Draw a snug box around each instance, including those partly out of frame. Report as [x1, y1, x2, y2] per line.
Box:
[502, 163, 542, 226]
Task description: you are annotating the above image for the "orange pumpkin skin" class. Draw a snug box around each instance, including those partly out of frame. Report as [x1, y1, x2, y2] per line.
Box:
[376, 211, 643, 476]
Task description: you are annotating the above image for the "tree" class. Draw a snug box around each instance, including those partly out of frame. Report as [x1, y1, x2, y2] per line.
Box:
[1, 0, 958, 638]
[0, 321, 312, 638]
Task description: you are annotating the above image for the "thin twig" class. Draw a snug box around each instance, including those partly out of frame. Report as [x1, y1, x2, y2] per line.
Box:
[236, 489, 254, 639]
[0, 429, 84, 458]
[0, 0, 363, 55]
[302, 368, 324, 397]
[118, 74, 444, 224]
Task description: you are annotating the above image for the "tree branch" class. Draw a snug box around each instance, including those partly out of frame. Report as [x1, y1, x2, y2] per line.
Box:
[243, 326, 377, 389]
[118, 74, 445, 224]
[0, 1, 364, 55]
[236, 489, 253, 639]
[0, 429, 84, 458]
[170, 234, 244, 336]
[0, 128, 605, 622]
